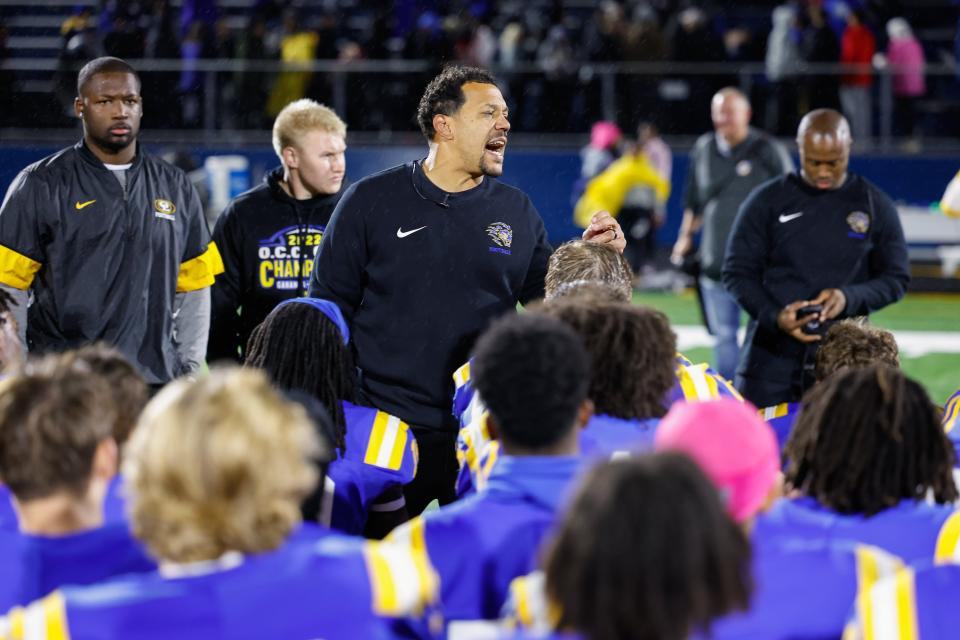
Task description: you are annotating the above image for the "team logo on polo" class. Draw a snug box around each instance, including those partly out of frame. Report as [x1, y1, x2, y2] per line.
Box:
[735, 160, 752, 177]
[154, 199, 176, 221]
[486, 222, 513, 255]
[257, 225, 325, 290]
[846, 211, 870, 234]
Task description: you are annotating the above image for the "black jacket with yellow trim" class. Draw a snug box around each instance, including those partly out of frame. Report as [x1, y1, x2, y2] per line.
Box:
[0, 141, 223, 383]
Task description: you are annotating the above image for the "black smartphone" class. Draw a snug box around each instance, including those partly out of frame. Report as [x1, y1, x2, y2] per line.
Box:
[796, 304, 824, 334]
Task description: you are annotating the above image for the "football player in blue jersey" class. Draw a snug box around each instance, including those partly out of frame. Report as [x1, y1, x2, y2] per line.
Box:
[0, 367, 438, 640]
[540, 290, 676, 457]
[760, 365, 959, 563]
[245, 297, 418, 538]
[514, 454, 752, 640]
[0, 344, 147, 531]
[760, 319, 900, 451]
[0, 354, 155, 611]
[388, 311, 592, 631]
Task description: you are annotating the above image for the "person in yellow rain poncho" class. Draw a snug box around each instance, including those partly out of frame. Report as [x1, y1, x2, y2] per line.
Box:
[573, 144, 670, 272]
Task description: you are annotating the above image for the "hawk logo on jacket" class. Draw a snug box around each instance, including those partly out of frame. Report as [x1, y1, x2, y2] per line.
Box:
[846, 211, 870, 239]
[257, 225, 325, 290]
[153, 199, 176, 221]
[486, 222, 513, 255]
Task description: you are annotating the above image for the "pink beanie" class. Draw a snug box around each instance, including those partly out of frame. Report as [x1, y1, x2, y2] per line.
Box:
[590, 121, 622, 150]
[654, 399, 779, 523]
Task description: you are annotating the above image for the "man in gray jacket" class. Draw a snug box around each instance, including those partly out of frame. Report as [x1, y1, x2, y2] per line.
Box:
[672, 88, 793, 380]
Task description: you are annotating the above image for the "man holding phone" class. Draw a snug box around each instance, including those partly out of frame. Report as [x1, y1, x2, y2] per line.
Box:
[722, 109, 909, 406]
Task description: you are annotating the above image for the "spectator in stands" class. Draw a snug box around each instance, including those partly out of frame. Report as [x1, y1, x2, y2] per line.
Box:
[178, 20, 211, 127]
[244, 299, 417, 538]
[673, 87, 794, 382]
[801, 3, 841, 110]
[209, 99, 348, 363]
[266, 11, 319, 118]
[884, 17, 926, 140]
[60, 7, 93, 41]
[839, 9, 876, 140]
[765, 4, 802, 135]
[757, 365, 959, 564]
[522, 453, 752, 639]
[0, 367, 437, 637]
[234, 15, 271, 129]
[387, 311, 593, 628]
[0, 355, 155, 611]
[103, 11, 145, 60]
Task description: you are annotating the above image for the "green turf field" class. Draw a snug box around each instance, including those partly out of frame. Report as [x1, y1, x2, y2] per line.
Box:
[634, 291, 960, 404]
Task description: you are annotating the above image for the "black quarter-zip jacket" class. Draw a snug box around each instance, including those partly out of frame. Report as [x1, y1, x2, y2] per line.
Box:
[0, 141, 215, 384]
[208, 167, 348, 363]
[723, 172, 910, 391]
[310, 161, 553, 434]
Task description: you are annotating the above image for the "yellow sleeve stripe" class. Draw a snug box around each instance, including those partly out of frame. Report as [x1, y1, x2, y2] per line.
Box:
[176, 242, 225, 293]
[453, 362, 471, 389]
[369, 519, 438, 617]
[943, 393, 960, 433]
[934, 511, 960, 564]
[512, 577, 533, 627]
[476, 441, 500, 493]
[760, 403, 791, 420]
[678, 364, 719, 401]
[364, 412, 410, 471]
[0, 245, 41, 290]
[0, 592, 69, 640]
[856, 548, 916, 640]
[716, 375, 744, 401]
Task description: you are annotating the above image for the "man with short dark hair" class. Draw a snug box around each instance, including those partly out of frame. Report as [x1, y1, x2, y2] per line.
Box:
[723, 109, 909, 406]
[310, 65, 624, 514]
[0, 56, 222, 385]
[386, 311, 592, 631]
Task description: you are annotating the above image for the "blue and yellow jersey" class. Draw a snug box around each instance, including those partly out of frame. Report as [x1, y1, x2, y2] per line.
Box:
[0, 521, 155, 612]
[0, 524, 439, 640]
[505, 541, 903, 640]
[667, 355, 744, 405]
[322, 401, 419, 535]
[846, 562, 960, 640]
[390, 456, 581, 628]
[755, 496, 960, 564]
[758, 402, 801, 451]
[943, 390, 960, 467]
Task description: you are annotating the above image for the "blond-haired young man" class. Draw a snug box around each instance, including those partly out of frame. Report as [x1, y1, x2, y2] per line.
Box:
[0, 367, 437, 638]
[208, 99, 349, 363]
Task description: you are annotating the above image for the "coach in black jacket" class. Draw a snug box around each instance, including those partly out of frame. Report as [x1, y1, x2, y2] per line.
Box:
[208, 100, 349, 363]
[723, 109, 909, 406]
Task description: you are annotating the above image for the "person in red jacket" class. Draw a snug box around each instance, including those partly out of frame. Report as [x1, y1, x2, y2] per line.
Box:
[839, 9, 876, 141]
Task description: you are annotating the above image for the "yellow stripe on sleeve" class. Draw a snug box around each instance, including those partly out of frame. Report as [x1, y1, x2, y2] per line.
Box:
[364, 411, 390, 467]
[0, 245, 41, 290]
[7, 606, 24, 640]
[894, 567, 919, 640]
[176, 242, 225, 292]
[677, 366, 699, 401]
[935, 511, 960, 564]
[513, 577, 533, 627]
[943, 393, 960, 433]
[364, 544, 399, 616]
[407, 518, 439, 609]
[856, 546, 880, 640]
[453, 362, 471, 389]
[42, 593, 69, 640]
[387, 420, 410, 471]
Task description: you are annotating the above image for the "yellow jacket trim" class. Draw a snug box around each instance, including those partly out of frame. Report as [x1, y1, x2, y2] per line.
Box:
[176, 242, 225, 292]
[0, 244, 41, 290]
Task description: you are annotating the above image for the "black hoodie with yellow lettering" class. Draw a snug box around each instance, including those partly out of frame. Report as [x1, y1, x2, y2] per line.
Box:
[208, 166, 348, 363]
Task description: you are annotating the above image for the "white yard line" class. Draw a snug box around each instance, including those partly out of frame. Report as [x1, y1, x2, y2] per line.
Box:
[673, 326, 960, 357]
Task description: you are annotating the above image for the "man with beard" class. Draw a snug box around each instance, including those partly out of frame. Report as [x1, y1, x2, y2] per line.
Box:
[310, 65, 625, 515]
[0, 57, 222, 386]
